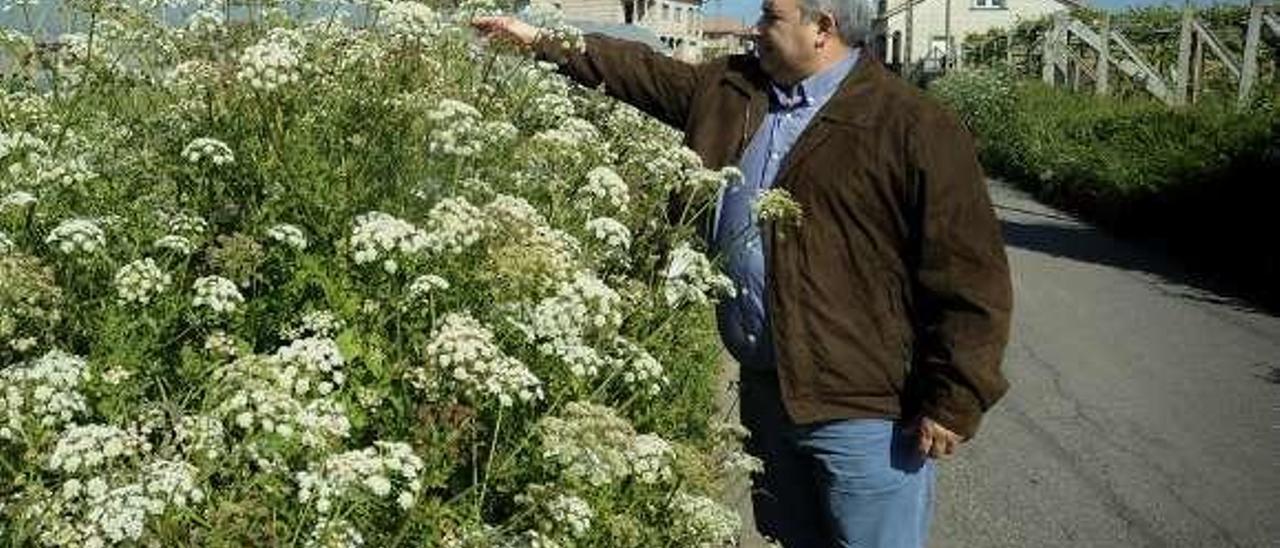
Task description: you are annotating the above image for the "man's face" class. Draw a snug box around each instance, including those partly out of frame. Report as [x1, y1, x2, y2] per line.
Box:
[753, 0, 820, 85]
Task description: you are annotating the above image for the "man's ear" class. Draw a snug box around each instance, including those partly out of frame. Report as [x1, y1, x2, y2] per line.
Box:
[815, 12, 839, 45]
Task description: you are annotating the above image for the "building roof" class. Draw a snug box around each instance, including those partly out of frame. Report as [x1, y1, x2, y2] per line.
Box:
[702, 15, 750, 35]
[565, 20, 670, 52]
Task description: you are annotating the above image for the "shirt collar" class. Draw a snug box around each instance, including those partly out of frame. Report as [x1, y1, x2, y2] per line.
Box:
[769, 48, 860, 110]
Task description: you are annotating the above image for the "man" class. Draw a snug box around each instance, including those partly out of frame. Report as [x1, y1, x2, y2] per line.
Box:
[473, 0, 1012, 545]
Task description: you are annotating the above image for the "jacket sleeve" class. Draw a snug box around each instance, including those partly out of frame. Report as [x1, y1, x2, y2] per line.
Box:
[905, 104, 1013, 440]
[535, 33, 704, 130]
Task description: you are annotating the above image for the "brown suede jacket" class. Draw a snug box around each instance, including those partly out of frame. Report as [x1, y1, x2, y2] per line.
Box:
[539, 35, 1012, 439]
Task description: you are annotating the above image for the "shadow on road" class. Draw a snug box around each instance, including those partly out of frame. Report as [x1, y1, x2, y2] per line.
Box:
[999, 218, 1278, 317]
[1256, 365, 1280, 385]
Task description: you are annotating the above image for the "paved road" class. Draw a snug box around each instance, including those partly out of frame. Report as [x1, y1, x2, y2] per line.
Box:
[722, 180, 1280, 548]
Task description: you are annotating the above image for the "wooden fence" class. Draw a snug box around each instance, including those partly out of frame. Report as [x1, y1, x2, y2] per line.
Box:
[1036, 0, 1279, 107]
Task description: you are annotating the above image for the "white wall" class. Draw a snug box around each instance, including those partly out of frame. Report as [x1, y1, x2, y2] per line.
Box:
[882, 0, 1067, 67]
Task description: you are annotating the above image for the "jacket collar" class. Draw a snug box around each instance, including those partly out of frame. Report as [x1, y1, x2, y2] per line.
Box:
[721, 53, 885, 129]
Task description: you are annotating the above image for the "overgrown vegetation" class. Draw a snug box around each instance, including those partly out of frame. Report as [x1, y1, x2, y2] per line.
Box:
[931, 67, 1280, 306]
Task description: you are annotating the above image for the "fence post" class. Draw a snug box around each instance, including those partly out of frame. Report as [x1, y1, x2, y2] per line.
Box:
[1191, 29, 1205, 103]
[1238, 0, 1263, 108]
[1043, 12, 1062, 85]
[1006, 28, 1015, 66]
[905, 0, 915, 74]
[1174, 0, 1194, 106]
[1097, 12, 1111, 96]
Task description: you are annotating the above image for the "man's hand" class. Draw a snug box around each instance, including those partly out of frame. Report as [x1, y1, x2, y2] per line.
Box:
[470, 16, 542, 49]
[915, 417, 963, 459]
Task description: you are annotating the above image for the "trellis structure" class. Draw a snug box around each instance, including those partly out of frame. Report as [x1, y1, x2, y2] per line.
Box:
[1037, 0, 1280, 107]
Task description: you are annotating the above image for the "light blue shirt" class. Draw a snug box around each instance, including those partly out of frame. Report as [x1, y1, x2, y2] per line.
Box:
[713, 49, 860, 371]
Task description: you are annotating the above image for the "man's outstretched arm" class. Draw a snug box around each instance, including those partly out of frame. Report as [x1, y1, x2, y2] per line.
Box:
[472, 16, 704, 130]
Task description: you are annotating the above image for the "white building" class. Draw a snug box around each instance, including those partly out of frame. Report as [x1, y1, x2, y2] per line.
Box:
[701, 16, 753, 58]
[539, 0, 706, 61]
[877, 0, 1083, 73]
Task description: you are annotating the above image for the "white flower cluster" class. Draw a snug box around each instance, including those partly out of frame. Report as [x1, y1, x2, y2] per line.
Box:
[164, 59, 217, 92]
[35, 155, 97, 189]
[584, 217, 631, 251]
[174, 413, 226, 461]
[267, 223, 308, 250]
[677, 166, 733, 195]
[159, 210, 209, 237]
[181, 137, 234, 166]
[671, 492, 741, 547]
[203, 330, 240, 359]
[95, 362, 132, 387]
[539, 338, 605, 379]
[628, 433, 674, 484]
[280, 310, 344, 341]
[216, 377, 350, 450]
[528, 93, 575, 126]
[424, 98, 480, 122]
[307, 516, 366, 548]
[154, 235, 195, 255]
[485, 194, 546, 229]
[141, 459, 206, 507]
[538, 402, 641, 487]
[663, 243, 736, 307]
[527, 271, 624, 342]
[0, 129, 47, 161]
[192, 275, 244, 314]
[537, 406, 630, 485]
[609, 337, 666, 395]
[270, 336, 347, 397]
[420, 312, 543, 407]
[546, 493, 594, 538]
[349, 211, 429, 273]
[294, 398, 354, 449]
[531, 118, 603, 158]
[296, 441, 424, 514]
[113, 258, 172, 305]
[0, 230, 12, 254]
[407, 274, 449, 301]
[423, 197, 488, 256]
[185, 7, 225, 36]
[0, 350, 89, 440]
[582, 166, 630, 213]
[45, 218, 105, 256]
[423, 100, 500, 158]
[2, 190, 37, 209]
[755, 188, 804, 227]
[237, 32, 302, 92]
[47, 423, 149, 474]
[631, 143, 701, 187]
[456, 0, 502, 16]
[379, 1, 440, 45]
[34, 459, 204, 548]
[524, 3, 586, 54]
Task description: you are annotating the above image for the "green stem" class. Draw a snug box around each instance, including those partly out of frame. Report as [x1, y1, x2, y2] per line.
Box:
[475, 405, 503, 519]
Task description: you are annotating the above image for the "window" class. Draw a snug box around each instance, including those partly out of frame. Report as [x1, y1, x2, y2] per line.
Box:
[891, 30, 902, 65]
[676, 6, 683, 23]
[973, 0, 1005, 8]
[662, 3, 670, 20]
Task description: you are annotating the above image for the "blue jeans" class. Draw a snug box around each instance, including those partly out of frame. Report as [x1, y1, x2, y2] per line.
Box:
[739, 370, 935, 548]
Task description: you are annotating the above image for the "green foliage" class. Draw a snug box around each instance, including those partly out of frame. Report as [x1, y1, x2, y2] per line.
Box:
[0, 1, 756, 546]
[931, 68, 1280, 304]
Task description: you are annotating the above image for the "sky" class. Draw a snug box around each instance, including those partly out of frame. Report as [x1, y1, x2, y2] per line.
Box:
[702, 0, 1253, 25]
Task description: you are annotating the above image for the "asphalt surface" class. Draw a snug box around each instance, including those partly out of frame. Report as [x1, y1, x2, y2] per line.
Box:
[721, 180, 1280, 548]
